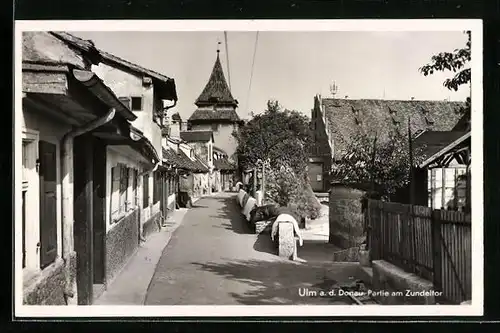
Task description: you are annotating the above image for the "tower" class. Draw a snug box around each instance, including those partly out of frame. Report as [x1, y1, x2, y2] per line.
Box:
[187, 46, 242, 162]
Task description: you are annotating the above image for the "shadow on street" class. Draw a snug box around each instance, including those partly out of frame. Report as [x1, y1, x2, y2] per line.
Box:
[190, 259, 360, 305]
[253, 232, 276, 255]
[210, 196, 254, 235]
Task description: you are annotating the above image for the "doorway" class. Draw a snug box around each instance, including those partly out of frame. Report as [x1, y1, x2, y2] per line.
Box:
[308, 162, 324, 192]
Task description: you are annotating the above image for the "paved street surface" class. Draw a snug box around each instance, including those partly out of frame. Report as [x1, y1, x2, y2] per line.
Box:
[145, 192, 360, 305]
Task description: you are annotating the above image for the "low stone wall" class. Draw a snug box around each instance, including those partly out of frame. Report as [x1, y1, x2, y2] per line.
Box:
[236, 190, 298, 260]
[105, 209, 140, 286]
[371, 260, 437, 305]
[23, 252, 77, 305]
[142, 211, 163, 239]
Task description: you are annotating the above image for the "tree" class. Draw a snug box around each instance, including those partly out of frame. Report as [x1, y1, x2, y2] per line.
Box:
[233, 100, 321, 219]
[419, 31, 471, 92]
[330, 128, 426, 201]
[232, 100, 313, 174]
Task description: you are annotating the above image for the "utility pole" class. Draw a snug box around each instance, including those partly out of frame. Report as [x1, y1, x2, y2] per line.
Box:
[408, 116, 415, 205]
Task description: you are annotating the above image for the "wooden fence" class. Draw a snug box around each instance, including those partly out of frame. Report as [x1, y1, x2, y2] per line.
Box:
[366, 199, 472, 304]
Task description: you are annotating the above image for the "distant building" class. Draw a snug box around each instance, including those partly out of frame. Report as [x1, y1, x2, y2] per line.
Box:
[309, 95, 465, 196]
[187, 49, 244, 163]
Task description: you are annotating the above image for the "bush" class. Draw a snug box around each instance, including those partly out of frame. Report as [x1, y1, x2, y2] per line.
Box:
[264, 163, 322, 220]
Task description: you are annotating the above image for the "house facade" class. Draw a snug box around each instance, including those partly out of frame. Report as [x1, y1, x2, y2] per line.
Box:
[310, 95, 465, 201]
[25, 31, 179, 305]
[20, 31, 161, 305]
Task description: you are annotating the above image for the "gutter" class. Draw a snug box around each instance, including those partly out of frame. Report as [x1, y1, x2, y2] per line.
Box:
[72, 69, 137, 121]
[60, 108, 116, 304]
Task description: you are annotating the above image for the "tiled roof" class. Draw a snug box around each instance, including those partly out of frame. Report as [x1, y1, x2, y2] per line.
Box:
[180, 130, 213, 142]
[413, 131, 468, 160]
[22, 31, 89, 69]
[162, 146, 208, 172]
[214, 157, 236, 171]
[51, 31, 177, 101]
[188, 108, 241, 123]
[321, 98, 465, 159]
[195, 53, 237, 107]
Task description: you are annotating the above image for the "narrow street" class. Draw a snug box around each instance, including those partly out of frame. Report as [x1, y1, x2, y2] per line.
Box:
[144, 192, 360, 305]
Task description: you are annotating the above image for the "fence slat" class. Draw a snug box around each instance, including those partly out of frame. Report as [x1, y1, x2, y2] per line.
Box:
[366, 200, 470, 304]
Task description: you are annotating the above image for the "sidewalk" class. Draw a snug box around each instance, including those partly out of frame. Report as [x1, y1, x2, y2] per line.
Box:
[93, 208, 189, 305]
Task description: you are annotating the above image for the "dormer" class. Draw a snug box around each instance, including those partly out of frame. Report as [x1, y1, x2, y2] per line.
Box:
[351, 106, 362, 125]
[388, 106, 401, 126]
[421, 107, 435, 126]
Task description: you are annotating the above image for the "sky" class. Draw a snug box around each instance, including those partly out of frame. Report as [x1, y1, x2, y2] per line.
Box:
[71, 31, 470, 121]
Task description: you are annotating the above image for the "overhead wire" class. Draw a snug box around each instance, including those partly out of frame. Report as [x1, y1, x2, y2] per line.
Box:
[246, 31, 259, 115]
[224, 31, 232, 92]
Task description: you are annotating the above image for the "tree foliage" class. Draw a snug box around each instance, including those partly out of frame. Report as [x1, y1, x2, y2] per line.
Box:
[419, 31, 471, 92]
[330, 129, 426, 201]
[232, 100, 313, 173]
[234, 100, 321, 219]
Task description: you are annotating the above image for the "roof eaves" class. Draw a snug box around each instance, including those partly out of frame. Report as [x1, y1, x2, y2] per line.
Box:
[71, 69, 137, 121]
[419, 131, 471, 168]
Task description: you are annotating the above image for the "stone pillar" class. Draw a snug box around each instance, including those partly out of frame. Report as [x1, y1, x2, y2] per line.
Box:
[329, 182, 366, 248]
[278, 222, 295, 260]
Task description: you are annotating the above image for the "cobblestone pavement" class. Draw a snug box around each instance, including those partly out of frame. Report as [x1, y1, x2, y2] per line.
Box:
[144, 192, 359, 305]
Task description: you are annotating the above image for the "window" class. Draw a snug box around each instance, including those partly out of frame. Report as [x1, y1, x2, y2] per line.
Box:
[428, 167, 467, 210]
[143, 173, 150, 208]
[131, 97, 143, 111]
[119, 96, 143, 111]
[212, 123, 219, 131]
[153, 171, 161, 204]
[110, 164, 130, 222]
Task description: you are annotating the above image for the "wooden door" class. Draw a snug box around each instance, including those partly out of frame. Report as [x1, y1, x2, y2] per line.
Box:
[308, 162, 324, 192]
[39, 141, 58, 269]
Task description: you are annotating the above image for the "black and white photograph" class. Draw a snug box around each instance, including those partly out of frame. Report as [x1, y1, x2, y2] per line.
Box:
[14, 20, 483, 317]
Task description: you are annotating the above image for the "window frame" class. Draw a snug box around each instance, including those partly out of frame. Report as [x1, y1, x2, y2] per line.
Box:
[110, 164, 133, 223]
[130, 96, 144, 111]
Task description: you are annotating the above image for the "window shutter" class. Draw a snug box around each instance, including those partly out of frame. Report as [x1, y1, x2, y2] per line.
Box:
[110, 166, 121, 221]
[143, 174, 149, 208]
[119, 97, 132, 110]
[39, 141, 58, 269]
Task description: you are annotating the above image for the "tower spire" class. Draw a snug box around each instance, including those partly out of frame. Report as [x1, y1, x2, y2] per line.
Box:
[217, 40, 221, 57]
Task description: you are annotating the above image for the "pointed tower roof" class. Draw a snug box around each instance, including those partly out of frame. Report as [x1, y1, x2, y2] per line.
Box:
[195, 50, 238, 107]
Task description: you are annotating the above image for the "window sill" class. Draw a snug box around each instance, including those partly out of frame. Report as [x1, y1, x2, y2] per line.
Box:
[23, 258, 62, 290]
[111, 207, 138, 225]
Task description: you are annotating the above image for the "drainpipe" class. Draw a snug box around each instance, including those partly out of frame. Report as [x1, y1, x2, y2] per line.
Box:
[159, 100, 178, 128]
[61, 108, 116, 304]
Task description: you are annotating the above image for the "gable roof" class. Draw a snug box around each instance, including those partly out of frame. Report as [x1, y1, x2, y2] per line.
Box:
[51, 31, 177, 101]
[180, 130, 214, 142]
[320, 98, 465, 159]
[413, 130, 468, 160]
[188, 108, 241, 123]
[22, 31, 91, 69]
[195, 53, 237, 107]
